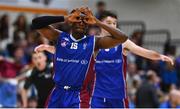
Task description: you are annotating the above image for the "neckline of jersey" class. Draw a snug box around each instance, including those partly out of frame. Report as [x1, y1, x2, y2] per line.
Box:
[70, 34, 87, 42]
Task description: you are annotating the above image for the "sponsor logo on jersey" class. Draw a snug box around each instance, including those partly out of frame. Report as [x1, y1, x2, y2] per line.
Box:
[83, 42, 87, 50]
[81, 60, 88, 65]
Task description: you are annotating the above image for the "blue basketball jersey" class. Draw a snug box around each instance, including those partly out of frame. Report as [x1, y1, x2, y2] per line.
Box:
[53, 32, 95, 87]
[93, 45, 127, 99]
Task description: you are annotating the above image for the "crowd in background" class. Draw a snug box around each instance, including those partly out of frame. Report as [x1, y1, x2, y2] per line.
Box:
[0, 1, 180, 108]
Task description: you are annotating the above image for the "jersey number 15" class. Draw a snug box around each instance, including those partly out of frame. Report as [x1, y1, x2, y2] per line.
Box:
[70, 43, 78, 49]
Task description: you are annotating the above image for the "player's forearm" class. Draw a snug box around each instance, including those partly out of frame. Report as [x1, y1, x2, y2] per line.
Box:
[31, 16, 65, 30]
[142, 50, 161, 60]
[96, 20, 128, 43]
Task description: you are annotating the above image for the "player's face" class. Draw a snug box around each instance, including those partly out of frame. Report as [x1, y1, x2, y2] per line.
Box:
[102, 16, 117, 28]
[71, 16, 88, 35]
[32, 52, 47, 71]
[101, 16, 117, 35]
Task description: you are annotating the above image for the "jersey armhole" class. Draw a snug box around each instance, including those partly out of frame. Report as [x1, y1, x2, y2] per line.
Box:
[122, 43, 128, 56]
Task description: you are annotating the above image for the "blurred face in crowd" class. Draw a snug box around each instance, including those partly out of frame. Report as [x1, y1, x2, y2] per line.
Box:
[14, 47, 25, 61]
[32, 52, 47, 71]
[18, 15, 26, 28]
[28, 99, 38, 108]
[96, 2, 106, 12]
[101, 16, 117, 35]
[128, 63, 137, 76]
[169, 89, 180, 108]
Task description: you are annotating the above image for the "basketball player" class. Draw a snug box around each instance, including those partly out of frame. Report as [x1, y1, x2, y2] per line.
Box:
[91, 11, 173, 108]
[31, 7, 128, 108]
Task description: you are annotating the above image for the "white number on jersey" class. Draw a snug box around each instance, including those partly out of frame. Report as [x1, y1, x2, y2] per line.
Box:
[70, 43, 78, 49]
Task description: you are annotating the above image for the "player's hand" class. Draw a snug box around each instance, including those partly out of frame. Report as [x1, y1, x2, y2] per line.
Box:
[80, 7, 97, 25]
[160, 54, 174, 66]
[34, 44, 47, 53]
[66, 8, 81, 23]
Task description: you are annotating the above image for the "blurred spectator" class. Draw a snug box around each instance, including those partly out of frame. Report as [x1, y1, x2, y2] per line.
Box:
[135, 70, 160, 108]
[13, 14, 29, 42]
[13, 45, 28, 66]
[159, 44, 177, 92]
[0, 55, 22, 78]
[127, 63, 141, 108]
[22, 52, 54, 108]
[160, 89, 180, 108]
[27, 97, 38, 108]
[160, 61, 177, 92]
[0, 79, 18, 107]
[127, 62, 139, 89]
[146, 60, 161, 76]
[0, 55, 23, 107]
[95, 1, 107, 19]
[0, 14, 9, 40]
[130, 30, 144, 46]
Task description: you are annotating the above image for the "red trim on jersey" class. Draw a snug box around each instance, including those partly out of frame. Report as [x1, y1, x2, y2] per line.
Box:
[125, 98, 129, 108]
[80, 56, 95, 108]
[123, 55, 129, 107]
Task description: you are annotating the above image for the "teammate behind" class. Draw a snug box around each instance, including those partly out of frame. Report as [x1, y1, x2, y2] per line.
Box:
[91, 11, 173, 108]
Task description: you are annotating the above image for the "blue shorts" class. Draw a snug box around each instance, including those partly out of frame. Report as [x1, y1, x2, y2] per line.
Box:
[46, 86, 81, 108]
[91, 96, 129, 108]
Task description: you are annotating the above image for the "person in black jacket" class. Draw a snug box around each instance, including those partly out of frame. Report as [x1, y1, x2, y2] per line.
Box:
[136, 70, 160, 108]
[23, 52, 54, 108]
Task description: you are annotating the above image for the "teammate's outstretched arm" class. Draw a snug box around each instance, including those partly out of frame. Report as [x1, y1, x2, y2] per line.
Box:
[34, 44, 55, 54]
[123, 39, 174, 65]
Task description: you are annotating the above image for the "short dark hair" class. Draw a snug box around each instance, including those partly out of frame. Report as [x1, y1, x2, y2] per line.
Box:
[98, 11, 117, 21]
[96, 1, 106, 7]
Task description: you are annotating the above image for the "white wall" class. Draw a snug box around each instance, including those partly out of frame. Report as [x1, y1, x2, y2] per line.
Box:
[50, 0, 180, 39]
[1, 0, 179, 39]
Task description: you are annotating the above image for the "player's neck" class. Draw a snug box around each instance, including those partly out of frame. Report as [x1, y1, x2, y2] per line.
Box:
[72, 32, 84, 40]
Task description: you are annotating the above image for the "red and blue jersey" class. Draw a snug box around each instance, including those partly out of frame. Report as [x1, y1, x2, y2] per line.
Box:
[93, 44, 127, 99]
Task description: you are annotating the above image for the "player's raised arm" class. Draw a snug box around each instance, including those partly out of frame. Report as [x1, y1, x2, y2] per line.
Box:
[31, 10, 81, 41]
[31, 16, 65, 41]
[80, 7, 128, 50]
[95, 19, 128, 50]
[123, 39, 174, 65]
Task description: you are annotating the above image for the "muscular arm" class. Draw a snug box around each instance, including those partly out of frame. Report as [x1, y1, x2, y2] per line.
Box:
[37, 26, 61, 42]
[95, 19, 128, 50]
[32, 16, 65, 41]
[123, 39, 174, 65]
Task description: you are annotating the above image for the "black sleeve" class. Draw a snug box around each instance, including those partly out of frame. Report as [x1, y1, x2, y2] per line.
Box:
[31, 16, 65, 30]
[24, 71, 34, 89]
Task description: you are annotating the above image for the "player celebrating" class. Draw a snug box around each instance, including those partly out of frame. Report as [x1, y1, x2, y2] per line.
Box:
[31, 7, 128, 108]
